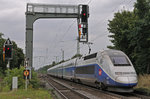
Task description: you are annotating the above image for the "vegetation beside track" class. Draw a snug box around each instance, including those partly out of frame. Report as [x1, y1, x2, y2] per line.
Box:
[135, 74, 150, 95]
[0, 89, 52, 99]
[0, 67, 53, 99]
[107, 0, 150, 74]
[0, 67, 40, 91]
[0, 33, 24, 75]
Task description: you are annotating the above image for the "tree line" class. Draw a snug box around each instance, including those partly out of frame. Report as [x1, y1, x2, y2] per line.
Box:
[0, 33, 24, 76]
[107, 0, 150, 74]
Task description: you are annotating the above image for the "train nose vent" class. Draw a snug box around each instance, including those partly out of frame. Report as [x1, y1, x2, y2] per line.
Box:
[115, 72, 136, 75]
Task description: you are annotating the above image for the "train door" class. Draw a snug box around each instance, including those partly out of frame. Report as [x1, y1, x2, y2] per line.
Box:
[73, 58, 78, 80]
[62, 65, 63, 78]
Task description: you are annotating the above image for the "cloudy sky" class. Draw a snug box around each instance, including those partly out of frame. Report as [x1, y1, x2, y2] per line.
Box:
[0, 0, 136, 69]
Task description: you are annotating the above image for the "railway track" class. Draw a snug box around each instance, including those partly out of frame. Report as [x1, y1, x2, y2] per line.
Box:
[44, 75, 90, 99]
[42, 75, 150, 99]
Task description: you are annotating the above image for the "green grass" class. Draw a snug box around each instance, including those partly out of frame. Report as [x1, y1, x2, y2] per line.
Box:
[0, 88, 53, 99]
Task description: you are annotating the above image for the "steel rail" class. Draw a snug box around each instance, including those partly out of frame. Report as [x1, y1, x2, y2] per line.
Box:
[45, 77, 69, 99]
[44, 75, 90, 99]
[45, 75, 150, 99]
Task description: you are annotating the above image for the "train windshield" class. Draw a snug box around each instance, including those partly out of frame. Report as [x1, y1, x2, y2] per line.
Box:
[110, 56, 131, 66]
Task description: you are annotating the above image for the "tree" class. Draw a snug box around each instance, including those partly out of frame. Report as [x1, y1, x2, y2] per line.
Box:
[0, 33, 7, 73]
[107, 0, 150, 74]
[10, 41, 24, 69]
[107, 10, 138, 59]
[133, 0, 150, 73]
[0, 33, 24, 75]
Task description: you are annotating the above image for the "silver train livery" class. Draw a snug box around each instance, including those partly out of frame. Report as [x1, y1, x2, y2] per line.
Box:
[47, 50, 138, 92]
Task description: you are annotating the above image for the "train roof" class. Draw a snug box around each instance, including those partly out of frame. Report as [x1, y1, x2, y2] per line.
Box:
[47, 49, 126, 71]
[47, 58, 77, 71]
[102, 50, 125, 56]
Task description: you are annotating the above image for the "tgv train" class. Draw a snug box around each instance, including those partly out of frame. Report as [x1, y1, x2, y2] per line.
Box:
[47, 50, 138, 92]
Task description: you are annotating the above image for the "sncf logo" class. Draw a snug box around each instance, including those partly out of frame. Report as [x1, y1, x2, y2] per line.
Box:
[99, 69, 102, 75]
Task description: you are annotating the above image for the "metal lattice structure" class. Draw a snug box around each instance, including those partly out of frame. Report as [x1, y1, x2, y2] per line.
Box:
[27, 3, 78, 14]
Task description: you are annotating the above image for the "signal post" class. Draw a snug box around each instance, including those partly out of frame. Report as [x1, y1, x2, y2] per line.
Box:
[24, 69, 30, 90]
[24, 58, 30, 90]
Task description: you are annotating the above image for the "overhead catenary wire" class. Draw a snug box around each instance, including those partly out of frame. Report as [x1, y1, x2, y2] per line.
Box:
[91, 0, 126, 29]
[87, 0, 92, 4]
[57, 0, 131, 58]
[54, 0, 93, 47]
[41, 0, 79, 65]
[55, 0, 94, 56]
[89, 0, 135, 42]
[38, 0, 136, 67]
[77, 0, 136, 55]
[44, 21, 65, 64]
[50, 0, 93, 58]
[52, 0, 82, 50]
[51, 19, 76, 52]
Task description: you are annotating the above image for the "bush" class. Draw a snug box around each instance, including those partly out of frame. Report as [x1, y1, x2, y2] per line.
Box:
[2, 85, 10, 92]
[29, 69, 40, 89]
[2, 66, 40, 91]
[0, 67, 4, 78]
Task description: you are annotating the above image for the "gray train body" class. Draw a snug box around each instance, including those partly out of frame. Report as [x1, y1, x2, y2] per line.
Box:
[47, 50, 138, 92]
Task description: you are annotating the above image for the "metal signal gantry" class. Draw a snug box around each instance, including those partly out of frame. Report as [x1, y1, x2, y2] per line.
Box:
[25, 3, 89, 79]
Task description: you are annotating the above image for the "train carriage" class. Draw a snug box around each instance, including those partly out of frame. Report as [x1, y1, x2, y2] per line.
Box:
[47, 50, 138, 92]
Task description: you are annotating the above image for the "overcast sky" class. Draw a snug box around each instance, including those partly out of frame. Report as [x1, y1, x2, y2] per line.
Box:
[0, 0, 136, 69]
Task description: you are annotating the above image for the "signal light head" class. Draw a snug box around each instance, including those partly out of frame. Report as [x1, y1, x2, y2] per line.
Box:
[5, 45, 12, 59]
[83, 13, 86, 16]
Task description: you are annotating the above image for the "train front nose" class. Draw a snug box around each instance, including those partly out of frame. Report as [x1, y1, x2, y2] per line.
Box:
[116, 76, 137, 87]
